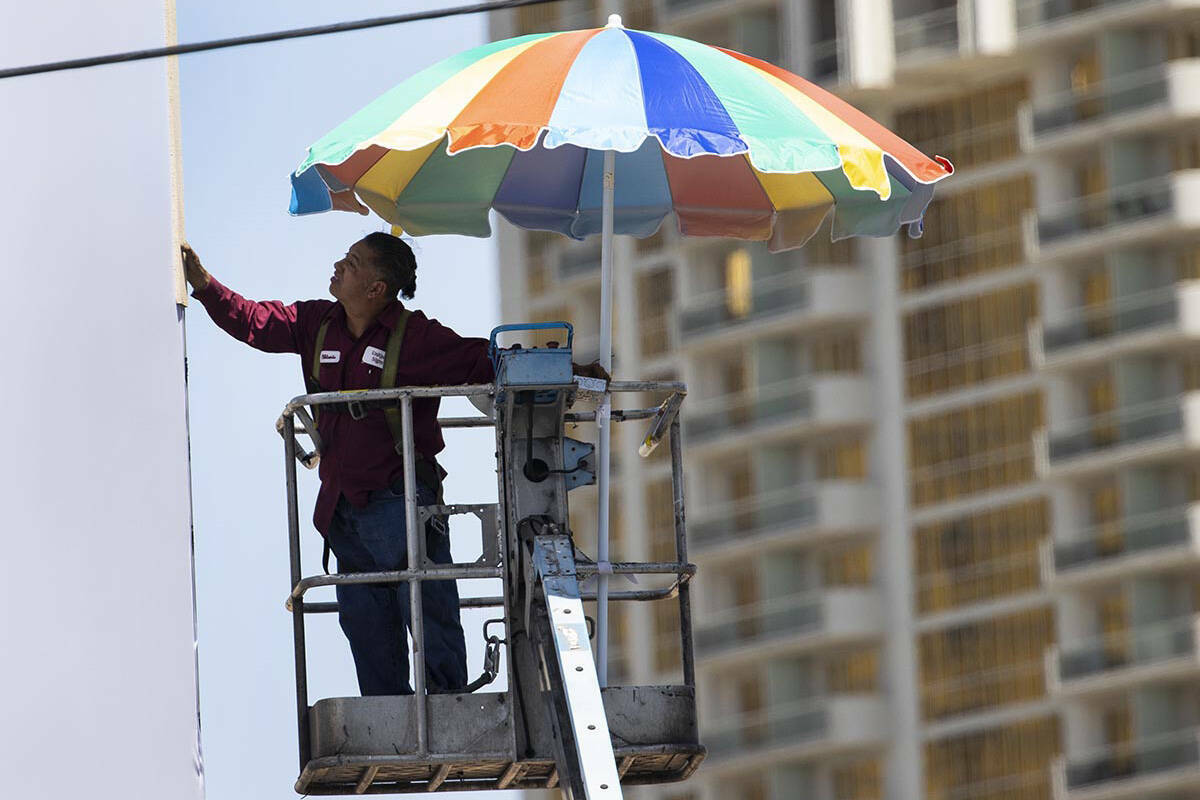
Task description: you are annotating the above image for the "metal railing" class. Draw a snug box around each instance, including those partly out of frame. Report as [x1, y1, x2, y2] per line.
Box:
[1016, 0, 1144, 31]
[810, 37, 843, 83]
[1036, 175, 1175, 245]
[921, 658, 1047, 720]
[894, 4, 960, 59]
[916, 546, 1042, 613]
[900, 225, 1025, 292]
[1047, 395, 1183, 462]
[277, 379, 696, 769]
[689, 487, 819, 549]
[557, 243, 601, 281]
[1064, 726, 1200, 790]
[685, 375, 824, 444]
[694, 588, 861, 656]
[704, 695, 841, 757]
[1056, 614, 1199, 682]
[678, 269, 814, 339]
[1030, 65, 1170, 137]
[1054, 505, 1194, 573]
[1042, 283, 1180, 353]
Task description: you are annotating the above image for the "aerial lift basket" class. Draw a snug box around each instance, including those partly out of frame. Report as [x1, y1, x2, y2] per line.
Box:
[276, 323, 704, 796]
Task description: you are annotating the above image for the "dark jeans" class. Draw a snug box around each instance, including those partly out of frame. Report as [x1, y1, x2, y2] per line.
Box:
[325, 483, 467, 696]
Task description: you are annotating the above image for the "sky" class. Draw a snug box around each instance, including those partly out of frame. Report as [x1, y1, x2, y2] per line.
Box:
[176, 3, 518, 797]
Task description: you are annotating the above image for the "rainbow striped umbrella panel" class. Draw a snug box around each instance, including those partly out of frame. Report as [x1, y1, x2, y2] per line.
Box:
[290, 20, 953, 251]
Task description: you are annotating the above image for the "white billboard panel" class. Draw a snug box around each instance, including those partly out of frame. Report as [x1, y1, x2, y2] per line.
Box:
[0, 2, 203, 798]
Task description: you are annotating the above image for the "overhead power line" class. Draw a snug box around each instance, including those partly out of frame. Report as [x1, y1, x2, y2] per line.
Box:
[0, 0, 562, 81]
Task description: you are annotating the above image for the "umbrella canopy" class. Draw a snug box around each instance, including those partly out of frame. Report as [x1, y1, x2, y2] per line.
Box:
[289, 21, 952, 250]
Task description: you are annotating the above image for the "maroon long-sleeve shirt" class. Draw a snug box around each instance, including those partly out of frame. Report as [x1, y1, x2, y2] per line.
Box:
[193, 277, 494, 534]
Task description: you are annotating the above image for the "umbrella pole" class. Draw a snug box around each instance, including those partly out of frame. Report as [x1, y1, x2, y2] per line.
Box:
[596, 149, 616, 686]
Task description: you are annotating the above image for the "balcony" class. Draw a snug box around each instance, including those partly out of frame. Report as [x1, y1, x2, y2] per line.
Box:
[1046, 505, 1200, 588]
[678, 269, 869, 349]
[1036, 393, 1200, 479]
[893, 5, 961, 68]
[1025, 171, 1200, 263]
[703, 694, 887, 770]
[810, 37, 845, 85]
[1048, 615, 1200, 699]
[1053, 728, 1200, 800]
[684, 374, 873, 455]
[555, 243, 600, 283]
[1016, 0, 1188, 47]
[1023, 61, 1200, 151]
[695, 588, 882, 666]
[1034, 282, 1200, 370]
[689, 482, 878, 559]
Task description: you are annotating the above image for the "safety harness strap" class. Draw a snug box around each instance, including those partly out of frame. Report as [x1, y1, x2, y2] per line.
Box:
[309, 317, 332, 424]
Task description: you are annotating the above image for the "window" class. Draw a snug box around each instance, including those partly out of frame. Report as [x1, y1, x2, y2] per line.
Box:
[515, 4, 562, 34]
[833, 758, 882, 800]
[724, 248, 753, 318]
[653, 600, 681, 675]
[909, 393, 1044, 507]
[915, 500, 1046, 614]
[524, 230, 558, 296]
[822, 544, 874, 586]
[637, 268, 673, 359]
[900, 177, 1032, 292]
[1167, 22, 1200, 60]
[919, 609, 1055, 720]
[646, 478, 676, 562]
[622, 0, 657, 32]
[826, 649, 880, 693]
[904, 285, 1035, 399]
[816, 438, 869, 480]
[894, 81, 1026, 174]
[925, 718, 1058, 800]
[811, 329, 863, 373]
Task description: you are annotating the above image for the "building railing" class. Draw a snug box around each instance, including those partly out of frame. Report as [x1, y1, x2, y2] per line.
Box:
[685, 375, 817, 443]
[1030, 65, 1170, 137]
[1062, 726, 1200, 791]
[1056, 614, 1199, 683]
[677, 269, 813, 339]
[810, 37, 843, 83]
[907, 119, 1021, 174]
[894, 4, 960, 59]
[1053, 505, 1194, 573]
[921, 658, 1047, 721]
[1046, 396, 1183, 462]
[703, 695, 843, 757]
[905, 333, 1029, 399]
[1036, 175, 1175, 245]
[916, 546, 1042, 614]
[689, 487, 819, 549]
[1016, 0, 1143, 31]
[695, 589, 825, 655]
[900, 225, 1025, 292]
[910, 441, 1036, 508]
[1042, 284, 1180, 353]
[557, 243, 601, 281]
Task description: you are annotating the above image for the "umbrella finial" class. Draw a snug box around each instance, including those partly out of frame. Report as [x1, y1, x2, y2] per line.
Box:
[605, 13, 623, 28]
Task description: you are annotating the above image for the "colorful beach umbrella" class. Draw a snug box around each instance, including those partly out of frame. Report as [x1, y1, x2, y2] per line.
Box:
[287, 14, 952, 692]
[289, 17, 953, 250]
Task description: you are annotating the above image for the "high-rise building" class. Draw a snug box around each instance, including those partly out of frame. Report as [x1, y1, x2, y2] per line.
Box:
[488, 2, 1200, 799]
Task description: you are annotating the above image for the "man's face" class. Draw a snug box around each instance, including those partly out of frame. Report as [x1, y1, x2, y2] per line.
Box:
[330, 239, 385, 304]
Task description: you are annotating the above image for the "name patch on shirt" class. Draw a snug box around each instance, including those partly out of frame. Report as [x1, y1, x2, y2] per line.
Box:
[319, 350, 341, 364]
[363, 346, 386, 369]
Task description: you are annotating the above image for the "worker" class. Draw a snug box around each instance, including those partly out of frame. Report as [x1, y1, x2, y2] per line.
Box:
[182, 233, 491, 697]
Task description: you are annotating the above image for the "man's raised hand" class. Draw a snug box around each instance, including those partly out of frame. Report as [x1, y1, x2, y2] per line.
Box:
[180, 242, 210, 291]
